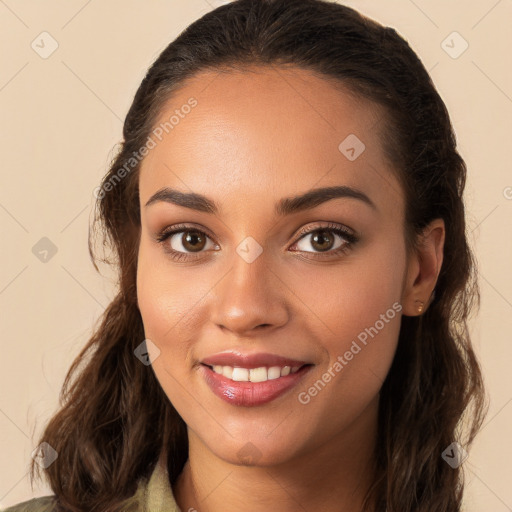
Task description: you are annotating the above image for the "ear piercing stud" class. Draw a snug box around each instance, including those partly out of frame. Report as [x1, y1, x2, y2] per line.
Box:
[415, 300, 424, 314]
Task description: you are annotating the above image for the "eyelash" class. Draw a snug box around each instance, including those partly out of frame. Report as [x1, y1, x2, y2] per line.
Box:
[155, 222, 359, 262]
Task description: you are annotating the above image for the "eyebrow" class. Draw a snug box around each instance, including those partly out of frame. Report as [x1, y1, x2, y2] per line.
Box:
[144, 185, 377, 215]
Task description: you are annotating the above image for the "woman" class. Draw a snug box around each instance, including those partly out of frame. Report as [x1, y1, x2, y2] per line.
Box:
[4, 0, 487, 510]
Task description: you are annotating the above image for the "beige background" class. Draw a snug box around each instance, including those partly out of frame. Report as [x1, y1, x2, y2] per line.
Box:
[1, 0, 511, 510]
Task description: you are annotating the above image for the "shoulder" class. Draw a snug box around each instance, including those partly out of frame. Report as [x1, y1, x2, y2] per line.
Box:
[1, 495, 57, 512]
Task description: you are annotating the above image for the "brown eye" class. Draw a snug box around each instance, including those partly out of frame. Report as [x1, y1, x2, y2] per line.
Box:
[309, 229, 335, 252]
[178, 230, 207, 252]
[167, 229, 216, 254]
[156, 224, 219, 261]
[294, 227, 351, 254]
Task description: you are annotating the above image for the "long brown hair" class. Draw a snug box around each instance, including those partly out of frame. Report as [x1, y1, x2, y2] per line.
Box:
[31, 1, 488, 510]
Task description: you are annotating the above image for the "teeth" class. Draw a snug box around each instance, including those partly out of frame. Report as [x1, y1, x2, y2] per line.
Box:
[267, 366, 282, 380]
[222, 366, 233, 379]
[249, 367, 267, 383]
[210, 364, 302, 382]
[231, 367, 249, 381]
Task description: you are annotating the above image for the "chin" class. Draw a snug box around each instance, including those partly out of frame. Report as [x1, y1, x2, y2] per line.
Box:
[200, 427, 310, 468]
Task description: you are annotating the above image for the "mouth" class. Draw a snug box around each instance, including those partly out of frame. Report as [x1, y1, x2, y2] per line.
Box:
[199, 362, 314, 407]
[201, 362, 308, 382]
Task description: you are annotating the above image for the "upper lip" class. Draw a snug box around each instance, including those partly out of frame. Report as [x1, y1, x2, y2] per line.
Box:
[201, 351, 311, 369]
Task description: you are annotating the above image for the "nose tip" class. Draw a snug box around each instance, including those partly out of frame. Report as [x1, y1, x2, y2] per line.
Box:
[209, 248, 292, 336]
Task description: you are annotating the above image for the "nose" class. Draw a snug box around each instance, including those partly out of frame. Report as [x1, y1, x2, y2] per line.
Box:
[210, 249, 289, 337]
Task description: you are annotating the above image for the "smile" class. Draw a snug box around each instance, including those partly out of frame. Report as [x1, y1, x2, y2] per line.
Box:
[200, 363, 313, 407]
[209, 364, 302, 382]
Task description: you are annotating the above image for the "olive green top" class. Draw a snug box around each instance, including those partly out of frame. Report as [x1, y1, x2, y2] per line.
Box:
[1, 454, 181, 512]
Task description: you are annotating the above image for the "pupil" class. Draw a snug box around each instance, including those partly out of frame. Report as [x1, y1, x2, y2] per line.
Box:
[183, 231, 205, 252]
[312, 230, 333, 252]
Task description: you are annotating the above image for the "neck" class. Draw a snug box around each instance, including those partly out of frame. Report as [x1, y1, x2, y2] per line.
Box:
[174, 396, 379, 512]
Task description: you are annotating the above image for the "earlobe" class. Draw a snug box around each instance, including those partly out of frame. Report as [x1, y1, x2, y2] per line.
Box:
[401, 219, 445, 316]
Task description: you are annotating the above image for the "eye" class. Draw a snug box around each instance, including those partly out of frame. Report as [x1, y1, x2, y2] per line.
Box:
[290, 222, 358, 259]
[155, 222, 358, 262]
[156, 223, 219, 261]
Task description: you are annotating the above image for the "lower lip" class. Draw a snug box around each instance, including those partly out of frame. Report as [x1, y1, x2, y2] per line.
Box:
[200, 364, 313, 407]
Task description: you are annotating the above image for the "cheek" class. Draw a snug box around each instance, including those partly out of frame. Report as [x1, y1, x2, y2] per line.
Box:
[136, 257, 192, 419]
[136, 236, 203, 332]
[136, 243, 191, 363]
[289, 231, 405, 342]
[136, 242, 214, 393]
[291, 232, 405, 399]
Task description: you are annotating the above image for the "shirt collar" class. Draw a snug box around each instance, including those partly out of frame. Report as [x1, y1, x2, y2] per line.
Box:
[137, 452, 181, 512]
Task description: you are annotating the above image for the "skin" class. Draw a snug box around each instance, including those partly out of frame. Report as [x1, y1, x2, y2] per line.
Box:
[136, 65, 445, 512]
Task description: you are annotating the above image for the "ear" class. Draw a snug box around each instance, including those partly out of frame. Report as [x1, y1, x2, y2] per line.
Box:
[401, 218, 445, 316]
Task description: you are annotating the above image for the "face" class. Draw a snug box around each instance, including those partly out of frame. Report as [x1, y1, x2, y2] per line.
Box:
[137, 65, 408, 466]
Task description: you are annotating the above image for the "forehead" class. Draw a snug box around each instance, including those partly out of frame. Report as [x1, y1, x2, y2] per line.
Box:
[139, 65, 403, 219]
